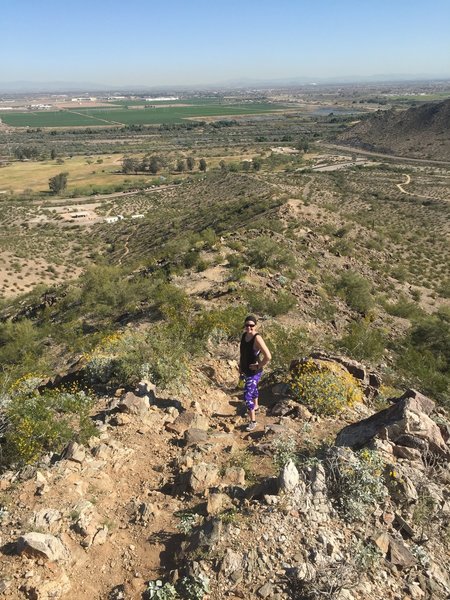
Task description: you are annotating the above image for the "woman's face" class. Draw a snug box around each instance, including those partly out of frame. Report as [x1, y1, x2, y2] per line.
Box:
[244, 321, 256, 334]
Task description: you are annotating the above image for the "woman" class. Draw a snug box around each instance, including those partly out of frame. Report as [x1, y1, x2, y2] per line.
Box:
[239, 315, 272, 431]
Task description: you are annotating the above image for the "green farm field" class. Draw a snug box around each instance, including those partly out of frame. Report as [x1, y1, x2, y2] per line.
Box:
[0, 102, 287, 128]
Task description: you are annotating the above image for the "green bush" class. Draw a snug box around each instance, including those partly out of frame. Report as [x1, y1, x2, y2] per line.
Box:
[336, 319, 387, 361]
[265, 322, 310, 372]
[3, 387, 96, 466]
[334, 272, 374, 313]
[245, 288, 297, 317]
[246, 235, 296, 271]
[394, 310, 449, 404]
[383, 294, 422, 319]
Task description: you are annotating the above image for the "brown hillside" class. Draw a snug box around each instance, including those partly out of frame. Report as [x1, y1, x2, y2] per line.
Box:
[337, 99, 450, 160]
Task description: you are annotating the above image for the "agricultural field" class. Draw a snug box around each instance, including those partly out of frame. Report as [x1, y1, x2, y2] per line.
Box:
[0, 101, 288, 128]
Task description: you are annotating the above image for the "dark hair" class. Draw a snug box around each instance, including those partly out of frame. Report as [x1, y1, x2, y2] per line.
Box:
[244, 315, 257, 325]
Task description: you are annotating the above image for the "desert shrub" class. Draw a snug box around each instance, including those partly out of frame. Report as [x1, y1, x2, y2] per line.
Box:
[395, 310, 449, 403]
[438, 278, 450, 298]
[273, 435, 298, 469]
[190, 305, 247, 345]
[183, 250, 200, 269]
[383, 294, 423, 319]
[145, 581, 178, 600]
[177, 576, 209, 600]
[289, 359, 363, 416]
[3, 387, 96, 466]
[79, 266, 155, 317]
[245, 288, 297, 317]
[153, 282, 191, 321]
[0, 319, 41, 368]
[145, 576, 208, 600]
[246, 235, 296, 271]
[265, 322, 310, 372]
[226, 253, 242, 268]
[336, 319, 387, 361]
[325, 448, 388, 521]
[334, 272, 374, 313]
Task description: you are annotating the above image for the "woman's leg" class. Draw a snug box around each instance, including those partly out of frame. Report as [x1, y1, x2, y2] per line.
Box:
[244, 372, 262, 425]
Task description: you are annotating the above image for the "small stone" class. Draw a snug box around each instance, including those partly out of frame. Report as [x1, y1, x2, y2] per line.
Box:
[257, 583, 274, 598]
[374, 533, 390, 555]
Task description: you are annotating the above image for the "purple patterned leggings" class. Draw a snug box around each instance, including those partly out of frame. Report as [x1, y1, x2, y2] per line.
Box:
[243, 371, 263, 411]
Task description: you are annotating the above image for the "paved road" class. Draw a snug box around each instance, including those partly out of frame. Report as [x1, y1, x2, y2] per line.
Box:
[322, 143, 450, 166]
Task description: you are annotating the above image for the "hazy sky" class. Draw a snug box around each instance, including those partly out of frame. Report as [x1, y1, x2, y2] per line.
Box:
[1, 0, 449, 86]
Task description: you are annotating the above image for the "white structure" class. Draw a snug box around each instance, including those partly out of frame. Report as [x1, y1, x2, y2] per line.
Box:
[131, 214, 144, 219]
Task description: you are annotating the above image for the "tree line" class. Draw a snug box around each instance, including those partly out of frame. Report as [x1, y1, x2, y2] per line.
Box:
[121, 155, 207, 175]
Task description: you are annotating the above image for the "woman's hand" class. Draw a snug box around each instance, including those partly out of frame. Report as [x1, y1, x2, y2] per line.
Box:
[249, 363, 259, 371]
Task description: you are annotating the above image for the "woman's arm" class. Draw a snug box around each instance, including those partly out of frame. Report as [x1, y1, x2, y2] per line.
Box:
[254, 335, 272, 368]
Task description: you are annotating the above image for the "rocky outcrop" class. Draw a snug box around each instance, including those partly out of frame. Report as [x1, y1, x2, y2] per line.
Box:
[336, 389, 449, 456]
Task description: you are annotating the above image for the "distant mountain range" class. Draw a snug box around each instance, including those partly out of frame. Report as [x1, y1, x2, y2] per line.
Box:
[336, 98, 450, 161]
[0, 74, 449, 94]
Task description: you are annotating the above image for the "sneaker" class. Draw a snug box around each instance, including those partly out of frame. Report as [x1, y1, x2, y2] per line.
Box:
[246, 421, 257, 432]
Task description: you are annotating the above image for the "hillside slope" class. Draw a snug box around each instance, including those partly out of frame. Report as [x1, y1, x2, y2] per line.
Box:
[336, 99, 450, 160]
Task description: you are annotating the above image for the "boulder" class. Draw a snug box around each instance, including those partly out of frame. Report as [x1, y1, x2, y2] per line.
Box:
[118, 391, 150, 417]
[166, 412, 209, 435]
[17, 533, 70, 563]
[184, 428, 209, 446]
[221, 467, 245, 486]
[189, 463, 220, 493]
[336, 390, 448, 456]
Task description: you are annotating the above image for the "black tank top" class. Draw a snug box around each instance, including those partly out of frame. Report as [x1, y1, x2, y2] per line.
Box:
[240, 333, 261, 376]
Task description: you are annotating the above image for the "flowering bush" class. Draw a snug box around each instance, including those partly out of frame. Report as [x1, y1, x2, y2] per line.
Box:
[326, 448, 388, 521]
[289, 359, 362, 416]
[3, 386, 96, 466]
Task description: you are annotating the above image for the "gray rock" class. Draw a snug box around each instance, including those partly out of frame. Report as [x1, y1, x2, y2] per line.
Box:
[189, 463, 220, 493]
[30, 509, 62, 533]
[257, 583, 274, 598]
[184, 428, 209, 446]
[118, 391, 150, 417]
[279, 460, 300, 493]
[17, 532, 70, 563]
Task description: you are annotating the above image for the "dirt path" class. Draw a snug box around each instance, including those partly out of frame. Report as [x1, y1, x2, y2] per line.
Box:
[396, 173, 444, 200]
[0, 359, 286, 599]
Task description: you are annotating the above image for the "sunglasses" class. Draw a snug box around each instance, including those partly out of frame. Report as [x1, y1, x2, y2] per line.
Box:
[244, 323, 256, 328]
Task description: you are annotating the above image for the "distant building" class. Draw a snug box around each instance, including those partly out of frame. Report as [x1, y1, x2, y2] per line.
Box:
[131, 214, 144, 219]
[144, 97, 179, 102]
